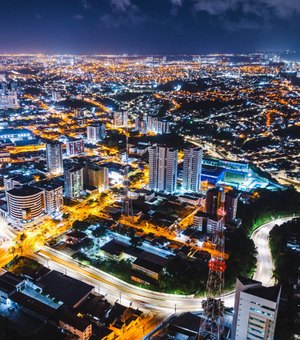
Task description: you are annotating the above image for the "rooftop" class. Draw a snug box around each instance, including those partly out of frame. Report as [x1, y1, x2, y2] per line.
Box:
[245, 285, 281, 303]
[7, 185, 43, 197]
[38, 270, 94, 308]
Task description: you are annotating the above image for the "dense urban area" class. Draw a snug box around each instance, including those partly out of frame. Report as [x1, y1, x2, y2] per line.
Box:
[0, 54, 299, 339]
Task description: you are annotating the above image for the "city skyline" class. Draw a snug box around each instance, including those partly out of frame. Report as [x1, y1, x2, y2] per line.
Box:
[0, 2, 299, 336]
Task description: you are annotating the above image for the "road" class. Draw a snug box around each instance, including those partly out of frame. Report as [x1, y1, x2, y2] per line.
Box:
[251, 216, 298, 286]
[1, 215, 297, 315]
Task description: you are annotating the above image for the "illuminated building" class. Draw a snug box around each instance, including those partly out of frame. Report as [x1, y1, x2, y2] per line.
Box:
[205, 188, 221, 216]
[0, 128, 33, 143]
[34, 179, 63, 215]
[4, 177, 23, 191]
[6, 185, 45, 223]
[84, 163, 109, 191]
[225, 191, 238, 223]
[147, 116, 170, 134]
[149, 145, 178, 194]
[134, 117, 147, 134]
[131, 252, 168, 285]
[51, 91, 62, 102]
[66, 139, 85, 157]
[59, 313, 92, 340]
[193, 211, 208, 231]
[46, 141, 63, 175]
[113, 111, 128, 127]
[206, 215, 224, 234]
[0, 151, 10, 164]
[86, 124, 105, 144]
[64, 166, 84, 199]
[232, 277, 281, 340]
[0, 82, 19, 109]
[206, 188, 238, 224]
[182, 147, 203, 193]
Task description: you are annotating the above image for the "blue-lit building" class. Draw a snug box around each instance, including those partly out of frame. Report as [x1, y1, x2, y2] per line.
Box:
[0, 128, 33, 143]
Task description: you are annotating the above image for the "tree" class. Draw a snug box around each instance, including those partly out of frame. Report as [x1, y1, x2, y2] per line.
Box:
[130, 235, 143, 248]
[72, 220, 90, 231]
[92, 225, 107, 238]
[19, 233, 27, 241]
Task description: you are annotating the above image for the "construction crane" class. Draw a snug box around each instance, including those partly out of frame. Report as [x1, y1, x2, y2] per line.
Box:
[199, 189, 227, 340]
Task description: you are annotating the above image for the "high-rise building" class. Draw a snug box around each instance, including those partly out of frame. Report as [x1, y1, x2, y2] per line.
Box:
[113, 111, 128, 127]
[46, 141, 63, 175]
[51, 91, 62, 102]
[205, 188, 220, 216]
[225, 190, 238, 223]
[232, 277, 281, 340]
[206, 215, 224, 234]
[64, 166, 84, 199]
[6, 185, 45, 223]
[84, 163, 109, 192]
[0, 82, 19, 109]
[206, 188, 239, 224]
[149, 145, 178, 194]
[182, 147, 203, 193]
[147, 116, 170, 134]
[87, 124, 106, 144]
[135, 117, 147, 134]
[34, 179, 63, 215]
[66, 139, 85, 157]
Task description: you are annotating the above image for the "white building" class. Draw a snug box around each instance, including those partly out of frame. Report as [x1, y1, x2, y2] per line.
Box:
[147, 116, 170, 134]
[206, 216, 224, 234]
[232, 277, 281, 340]
[86, 124, 105, 144]
[64, 166, 84, 199]
[135, 117, 147, 134]
[113, 111, 128, 127]
[51, 91, 62, 102]
[182, 147, 203, 193]
[149, 145, 178, 194]
[193, 211, 208, 231]
[34, 180, 63, 215]
[66, 139, 84, 157]
[6, 186, 45, 224]
[46, 141, 63, 175]
[0, 85, 19, 109]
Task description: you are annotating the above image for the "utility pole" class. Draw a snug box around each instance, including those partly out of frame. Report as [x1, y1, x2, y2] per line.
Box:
[199, 189, 227, 340]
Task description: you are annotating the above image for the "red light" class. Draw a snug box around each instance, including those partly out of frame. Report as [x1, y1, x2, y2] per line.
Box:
[208, 259, 226, 272]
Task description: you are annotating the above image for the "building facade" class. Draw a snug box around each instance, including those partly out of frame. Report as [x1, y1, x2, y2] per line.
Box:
[232, 277, 281, 340]
[66, 139, 84, 157]
[147, 116, 170, 134]
[6, 186, 45, 223]
[149, 145, 178, 194]
[64, 166, 84, 199]
[182, 147, 203, 193]
[113, 111, 128, 127]
[87, 124, 105, 144]
[225, 190, 238, 223]
[46, 141, 63, 175]
[34, 180, 63, 215]
[84, 163, 109, 191]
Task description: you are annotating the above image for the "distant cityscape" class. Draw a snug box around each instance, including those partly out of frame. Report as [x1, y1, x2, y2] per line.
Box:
[0, 54, 298, 340]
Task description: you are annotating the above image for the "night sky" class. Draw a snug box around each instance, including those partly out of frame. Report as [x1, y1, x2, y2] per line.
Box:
[0, 0, 300, 54]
